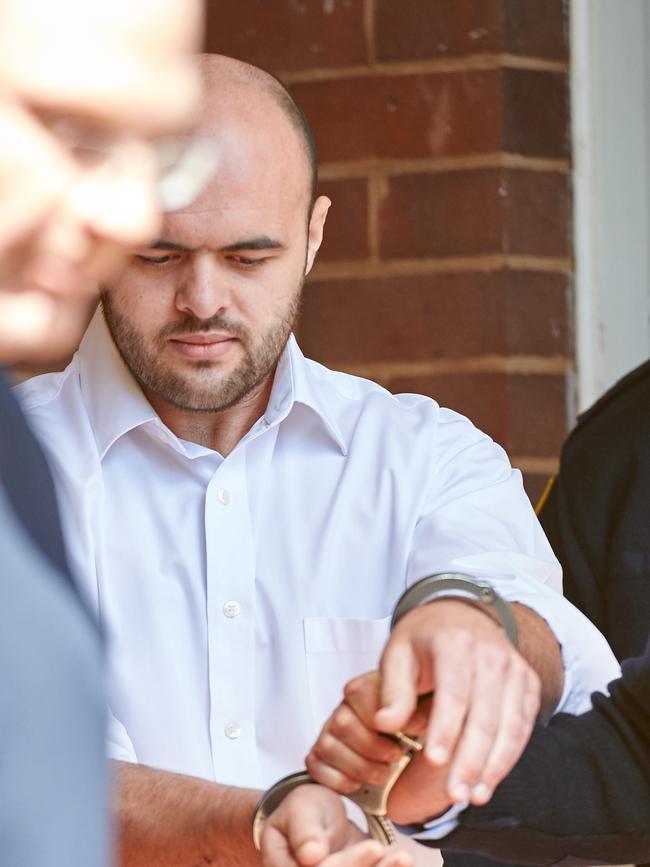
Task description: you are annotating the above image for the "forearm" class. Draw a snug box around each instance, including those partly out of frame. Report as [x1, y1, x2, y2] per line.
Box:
[510, 603, 563, 720]
[113, 761, 261, 867]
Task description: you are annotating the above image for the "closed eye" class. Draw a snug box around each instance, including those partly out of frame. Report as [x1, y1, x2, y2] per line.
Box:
[136, 253, 180, 266]
[228, 255, 270, 267]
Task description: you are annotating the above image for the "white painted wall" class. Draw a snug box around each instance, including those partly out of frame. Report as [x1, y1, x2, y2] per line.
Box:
[572, 0, 650, 412]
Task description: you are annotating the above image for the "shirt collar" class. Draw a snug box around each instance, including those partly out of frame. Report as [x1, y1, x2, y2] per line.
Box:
[266, 335, 347, 456]
[78, 309, 158, 460]
[77, 311, 347, 459]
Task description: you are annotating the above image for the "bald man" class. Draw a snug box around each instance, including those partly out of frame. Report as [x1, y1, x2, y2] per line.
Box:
[0, 0, 204, 864]
[17, 55, 619, 867]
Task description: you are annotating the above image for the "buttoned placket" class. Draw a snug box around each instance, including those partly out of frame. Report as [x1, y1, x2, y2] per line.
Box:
[203, 417, 280, 788]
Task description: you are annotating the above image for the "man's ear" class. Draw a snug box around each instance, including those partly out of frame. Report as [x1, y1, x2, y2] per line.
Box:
[305, 195, 331, 275]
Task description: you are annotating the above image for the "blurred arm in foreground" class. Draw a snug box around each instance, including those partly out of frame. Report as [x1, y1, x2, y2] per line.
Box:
[0, 0, 205, 864]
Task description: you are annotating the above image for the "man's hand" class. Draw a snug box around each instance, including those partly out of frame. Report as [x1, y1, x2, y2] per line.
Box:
[0, 96, 73, 282]
[260, 784, 413, 867]
[306, 599, 542, 823]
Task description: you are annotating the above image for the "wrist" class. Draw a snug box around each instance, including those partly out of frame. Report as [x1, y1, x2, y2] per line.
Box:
[391, 574, 519, 647]
[431, 596, 502, 629]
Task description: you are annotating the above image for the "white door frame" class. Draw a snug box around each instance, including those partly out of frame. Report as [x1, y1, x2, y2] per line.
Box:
[571, 0, 650, 413]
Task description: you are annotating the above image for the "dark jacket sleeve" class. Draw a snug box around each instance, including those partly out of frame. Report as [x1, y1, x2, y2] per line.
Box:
[430, 643, 650, 865]
[538, 367, 650, 662]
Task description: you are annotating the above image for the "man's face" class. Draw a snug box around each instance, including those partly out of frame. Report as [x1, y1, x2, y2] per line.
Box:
[0, 0, 203, 363]
[102, 111, 329, 414]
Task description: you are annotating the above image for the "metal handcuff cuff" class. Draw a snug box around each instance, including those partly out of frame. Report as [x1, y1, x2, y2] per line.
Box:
[252, 573, 518, 849]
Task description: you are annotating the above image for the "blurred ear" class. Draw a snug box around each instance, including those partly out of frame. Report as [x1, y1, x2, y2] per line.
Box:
[305, 195, 331, 275]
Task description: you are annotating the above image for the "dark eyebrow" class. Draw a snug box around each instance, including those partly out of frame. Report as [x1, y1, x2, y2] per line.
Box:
[220, 236, 285, 253]
[150, 240, 192, 252]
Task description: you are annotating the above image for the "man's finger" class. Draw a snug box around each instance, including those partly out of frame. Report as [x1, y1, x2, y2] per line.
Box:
[327, 701, 404, 764]
[401, 692, 432, 737]
[343, 672, 385, 727]
[471, 665, 541, 804]
[260, 822, 304, 867]
[423, 630, 475, 769]
[306, 750, 362, 794]
[310, 731, 395, 788]
[262, 785, 354, 867]
[374, 640, 420, 732]
[444, 641, 510, 801]
[324, 840, 412, 867]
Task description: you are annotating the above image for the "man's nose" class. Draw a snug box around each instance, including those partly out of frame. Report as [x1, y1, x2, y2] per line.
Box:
[69, 167, 161, 250]
[63, 136, 164, 249]
[175, 255, 232, 321]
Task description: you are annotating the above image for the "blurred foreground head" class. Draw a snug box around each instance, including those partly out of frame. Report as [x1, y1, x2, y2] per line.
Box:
[0, 0, 205, 364]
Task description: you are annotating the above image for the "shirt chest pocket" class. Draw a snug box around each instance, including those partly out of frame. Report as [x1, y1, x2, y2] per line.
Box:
[302, 616, 392, 733]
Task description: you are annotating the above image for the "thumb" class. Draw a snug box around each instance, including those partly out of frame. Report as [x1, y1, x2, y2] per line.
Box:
[374, 639, 419, 733]
[287, 786, 348, 865]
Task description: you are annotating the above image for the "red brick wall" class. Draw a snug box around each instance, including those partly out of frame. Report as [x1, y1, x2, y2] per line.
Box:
[205, 0, 572, 504]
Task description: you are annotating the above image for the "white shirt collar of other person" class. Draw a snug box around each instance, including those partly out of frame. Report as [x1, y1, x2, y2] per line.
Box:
[16, 310, 620, 790]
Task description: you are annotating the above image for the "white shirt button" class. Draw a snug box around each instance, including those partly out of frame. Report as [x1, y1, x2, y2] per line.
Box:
[217, 488, 232, 505]
[224, 722, 241, 740]
[223, 600, 241, 619]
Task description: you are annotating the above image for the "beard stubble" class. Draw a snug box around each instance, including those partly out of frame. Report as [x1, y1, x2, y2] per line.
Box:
[101, 289, 302, 413]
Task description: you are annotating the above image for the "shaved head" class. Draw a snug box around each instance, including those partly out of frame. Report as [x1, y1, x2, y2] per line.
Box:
[100, 52, 332, 433]
[195, 54, 318, 210]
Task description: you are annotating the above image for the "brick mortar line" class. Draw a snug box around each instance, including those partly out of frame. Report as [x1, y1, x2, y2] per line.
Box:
[339, 356, 569, 380]
[364, 0, 376, 65]
[310, 255, 571, 280]
[280, 53, 568, 84]
[510, 456, 559, 475]
[319, 154, 570, 180]
[366, 170, 386, 261]
[502, 54, 569, 73]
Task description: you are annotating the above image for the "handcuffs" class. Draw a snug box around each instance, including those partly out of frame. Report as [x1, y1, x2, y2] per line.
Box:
[252, 729, 423, 848]
[252, 573, 518, 849]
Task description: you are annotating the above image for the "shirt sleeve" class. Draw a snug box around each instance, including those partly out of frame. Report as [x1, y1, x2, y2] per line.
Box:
[106, 707, 138, 763]
[407, 410, 620, 713]
[396, 801, 469, 842]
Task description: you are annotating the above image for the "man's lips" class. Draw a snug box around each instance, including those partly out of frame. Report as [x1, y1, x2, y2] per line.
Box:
[169, 332, 238, 361]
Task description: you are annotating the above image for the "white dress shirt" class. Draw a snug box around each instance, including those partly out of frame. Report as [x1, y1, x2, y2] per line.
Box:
[17, 311, 619, 792]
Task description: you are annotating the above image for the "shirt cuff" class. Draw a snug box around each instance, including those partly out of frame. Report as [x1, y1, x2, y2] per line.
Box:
[395, 800, 468, 841]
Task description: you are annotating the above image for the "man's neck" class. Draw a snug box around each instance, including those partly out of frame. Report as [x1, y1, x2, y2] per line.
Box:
[144, 374, 274, 456]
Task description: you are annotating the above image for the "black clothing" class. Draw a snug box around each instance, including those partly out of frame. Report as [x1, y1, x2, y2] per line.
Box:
[432, 640, 650, 865]
[436, 363, 650, 866]
[0, 372, 70, 581]
[539, 358, 650, 662]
